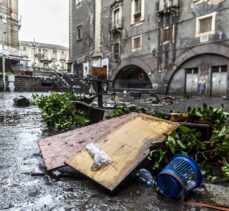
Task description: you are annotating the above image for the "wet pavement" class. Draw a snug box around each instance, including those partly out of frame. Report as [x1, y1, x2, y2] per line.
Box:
[0, 92, 226, 210]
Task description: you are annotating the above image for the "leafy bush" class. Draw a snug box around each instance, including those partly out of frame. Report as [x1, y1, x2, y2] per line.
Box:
[32, 92, 88, 132]
[149, 104, 229, 182]
[107, 104, 229, 182]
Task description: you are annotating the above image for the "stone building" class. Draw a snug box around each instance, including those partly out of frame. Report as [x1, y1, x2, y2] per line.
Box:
[69, 0, 229, 97]
[0, 0, 20, 71]
[19, 41, 69, 71]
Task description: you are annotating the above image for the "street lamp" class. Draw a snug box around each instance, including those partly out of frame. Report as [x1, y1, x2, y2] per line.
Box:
[29, 38, 40, 76]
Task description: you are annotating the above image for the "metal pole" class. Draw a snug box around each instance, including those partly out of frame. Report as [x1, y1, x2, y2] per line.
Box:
[1, 18, 6, 91]
[2, 55, 6, 91]
[97, 80, 103, 108]
[32, 38, 37, 76]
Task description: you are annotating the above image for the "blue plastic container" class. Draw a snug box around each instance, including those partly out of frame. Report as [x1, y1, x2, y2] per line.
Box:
[156, 155, 202, 198]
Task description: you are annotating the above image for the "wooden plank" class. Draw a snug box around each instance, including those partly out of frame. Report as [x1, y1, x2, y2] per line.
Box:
[66, 114, 178, 191]
[39, 113, 139, 171]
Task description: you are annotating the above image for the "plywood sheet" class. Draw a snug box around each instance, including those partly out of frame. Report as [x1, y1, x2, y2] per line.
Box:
[39, 113, 139, 171]
[66, 114, 178, 191]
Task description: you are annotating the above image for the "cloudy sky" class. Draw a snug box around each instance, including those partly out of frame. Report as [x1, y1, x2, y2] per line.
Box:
[18, 0, 69, 47]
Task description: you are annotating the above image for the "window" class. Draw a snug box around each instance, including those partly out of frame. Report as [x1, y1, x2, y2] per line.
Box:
[132, 35, 142, 51]
[160, 25, 175, 45]
[196, 13, 216, 37]
[113, 43, 120, 60]
[112, 2, 123, 30]
[186, 68, 198, 74]
[134, 0, 141, 13]
[133, 0, 141, 23]
[113, 9, 122, 29]
[131, 0, 145, 25]
[212, 65, 227, 73]
[76, 25, 82, 40]
[23, 47, 26, 51]
[199, 17, 212, 33]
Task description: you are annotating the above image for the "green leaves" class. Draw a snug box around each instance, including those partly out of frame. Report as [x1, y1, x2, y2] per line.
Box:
[211, 126, 229, 157]
[188, 104, 228, 129]
[149, 109, 228, 182]
[149, 125, 201, 173]
[106, 102, 229, 182]
[32, 92, 88, 132]
[106, 105, 146, 119]
[222, 163, 229, 180]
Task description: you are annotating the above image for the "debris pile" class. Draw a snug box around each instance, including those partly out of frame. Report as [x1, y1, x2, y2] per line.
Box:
[13, 96, 30, 107]
[39, 113, 177, 191]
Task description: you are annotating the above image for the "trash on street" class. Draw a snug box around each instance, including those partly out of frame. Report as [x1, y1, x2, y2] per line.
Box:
[138, 169, 155, 186]
[86, 143, 113, 171]
[39, 112, 140, 171]
[65, 113, 177, 191]
[156, 154, 202, 198]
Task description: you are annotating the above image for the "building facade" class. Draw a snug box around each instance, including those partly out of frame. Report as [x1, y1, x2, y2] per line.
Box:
[19, 41, 69, 71]
[0, 0, 20, 71]
[69, 0, 229, 97]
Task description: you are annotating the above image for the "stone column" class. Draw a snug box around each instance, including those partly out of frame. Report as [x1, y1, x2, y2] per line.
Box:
[69, 0, 73, 61]
[93, 0, 102, 63]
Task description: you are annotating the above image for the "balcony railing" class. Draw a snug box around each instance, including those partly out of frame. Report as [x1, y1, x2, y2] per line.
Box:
[156, 0, 179, 14]
[112, 18, 123, 31]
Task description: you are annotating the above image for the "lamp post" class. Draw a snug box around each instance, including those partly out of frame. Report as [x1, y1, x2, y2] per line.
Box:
[29, 38, 39, 76]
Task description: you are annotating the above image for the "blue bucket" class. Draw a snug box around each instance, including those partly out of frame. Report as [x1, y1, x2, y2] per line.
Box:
[156, 155, 202, 198]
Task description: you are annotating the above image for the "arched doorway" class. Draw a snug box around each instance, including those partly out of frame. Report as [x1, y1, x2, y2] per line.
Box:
[167, 54, 229, 97]
[114, 65, 152, 89]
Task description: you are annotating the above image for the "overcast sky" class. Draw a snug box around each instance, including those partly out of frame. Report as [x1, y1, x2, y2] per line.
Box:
[18, 0, 69, 47]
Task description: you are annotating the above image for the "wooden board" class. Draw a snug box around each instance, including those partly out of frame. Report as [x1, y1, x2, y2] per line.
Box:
[66, 114, 178, 191]
[39, 113, 139, 171]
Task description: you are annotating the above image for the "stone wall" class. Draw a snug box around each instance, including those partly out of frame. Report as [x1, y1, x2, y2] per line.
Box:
[0, 76, 58, 92]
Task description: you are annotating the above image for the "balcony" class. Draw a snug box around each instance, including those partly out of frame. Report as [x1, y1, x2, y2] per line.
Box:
[112, 18, 123, 32]
[156, 0, 179, 15]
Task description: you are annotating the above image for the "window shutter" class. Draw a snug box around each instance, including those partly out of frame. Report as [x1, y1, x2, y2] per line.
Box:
[113, 43, 120, 59]
[161, 25, 174, 44]
[199, 17, 212, 33]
